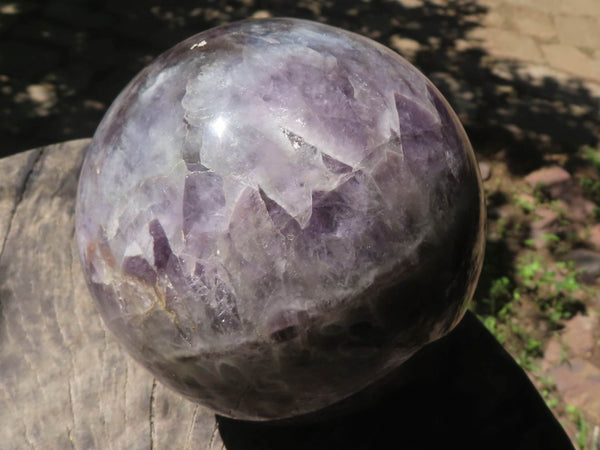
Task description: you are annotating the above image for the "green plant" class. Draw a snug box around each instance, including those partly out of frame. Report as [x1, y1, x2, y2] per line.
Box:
[510, 323, 542, 372]
[541, 233, 560, 244]
[514, 194, 536, 213]
[485, 276, 514, 314]
[538, 376, 559, 409]
[495, 217, 508, 238]
[560, 340, 569, 365]
[517, 256, 542, 284]
[516, 255, 582, 323]
[579, 145, 600, 174]
[540, 233, 565, 254]
[533, 183, 552, 204]
[480, 315, 507, 345]
[566, 405, 592, 450]
[475, 274, 517, 346]
[580, 177, 600, 204]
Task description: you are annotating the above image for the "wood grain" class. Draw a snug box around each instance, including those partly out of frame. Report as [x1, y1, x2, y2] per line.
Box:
[0, 140, 224, 450]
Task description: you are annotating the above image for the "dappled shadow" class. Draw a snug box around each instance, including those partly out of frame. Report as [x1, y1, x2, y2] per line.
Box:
[1, 0, 598, 170]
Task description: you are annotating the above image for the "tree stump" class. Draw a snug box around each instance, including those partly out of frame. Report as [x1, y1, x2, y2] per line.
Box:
[0, 140, 574, 449]
[0, 140, 222, 449]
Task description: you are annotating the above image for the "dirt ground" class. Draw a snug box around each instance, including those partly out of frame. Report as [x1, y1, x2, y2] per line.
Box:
[2, 0, 600, 448]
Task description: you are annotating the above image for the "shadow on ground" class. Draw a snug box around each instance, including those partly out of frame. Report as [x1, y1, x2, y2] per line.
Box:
[1, 0, 599, 169]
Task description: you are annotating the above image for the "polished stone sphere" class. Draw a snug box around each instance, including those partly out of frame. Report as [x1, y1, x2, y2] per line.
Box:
[76, 18, 485, 421]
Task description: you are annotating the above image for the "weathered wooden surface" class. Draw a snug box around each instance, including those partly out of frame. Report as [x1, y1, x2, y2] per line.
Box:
[0, 140, 222, 450]
[0, 140, 575, 449]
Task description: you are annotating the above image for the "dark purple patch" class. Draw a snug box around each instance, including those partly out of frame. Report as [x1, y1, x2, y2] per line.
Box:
[165, 252, 187, 287]
[122, 255, 157, 285]
[307, 190, 351, 235]
[394, 91, 439, 133]
[149, 219, 172, 270]
[194, 261, 205, 277]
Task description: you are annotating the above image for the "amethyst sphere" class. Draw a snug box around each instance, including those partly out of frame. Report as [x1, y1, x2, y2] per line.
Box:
[76, 18, 485, 420]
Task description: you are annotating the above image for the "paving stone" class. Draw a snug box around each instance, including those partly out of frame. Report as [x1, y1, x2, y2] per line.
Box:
[469, 27, 544, 63]
[389, 35, 420, 60]
[496, 0, 539, 8]
[250, 10, 272, 19]
[588, 224, 600, 251]
[550, 0, 600, 17]
[548, 358, 600, 424]
[565, 249, 600, 283]
[504, 0, 600, 17]
[542, 314, 598, 371]
[26, 83, 57, 116]
[480, 9, 506, 28]
[530, 207, 560, 248]
[533, 207, 559, 231]
[541, 337, 564, 373]
[566, 196, 597, 223]
[562, 314, 599, 360]
[504, 6, 557, 41]
[525, 166, 571, 187]
[555, 14, 600, 50]
[550, 186, 598, 222]
[0, 1, 40, 15]
[542, 44, 600, 83]
[397, 0, 424, 7]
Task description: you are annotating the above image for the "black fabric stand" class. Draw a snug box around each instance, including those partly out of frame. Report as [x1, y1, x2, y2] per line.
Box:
[218, 311, 574, 450]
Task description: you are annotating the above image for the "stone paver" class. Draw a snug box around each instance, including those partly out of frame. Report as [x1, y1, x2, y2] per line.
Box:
[589, 224, 600, 251]
[555, 14, 600, 49]
[504, 6, 557, 41]
[468, 0, 600, 86]
[548, 359, 600, 424]
[470, 27, 545, 63]
[542, 313, 600, 445]
[501, 0, 600, 17]
[561, 314, 598, 360]
[542, 44, 600, 82]
[524, 166, 571, 187]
